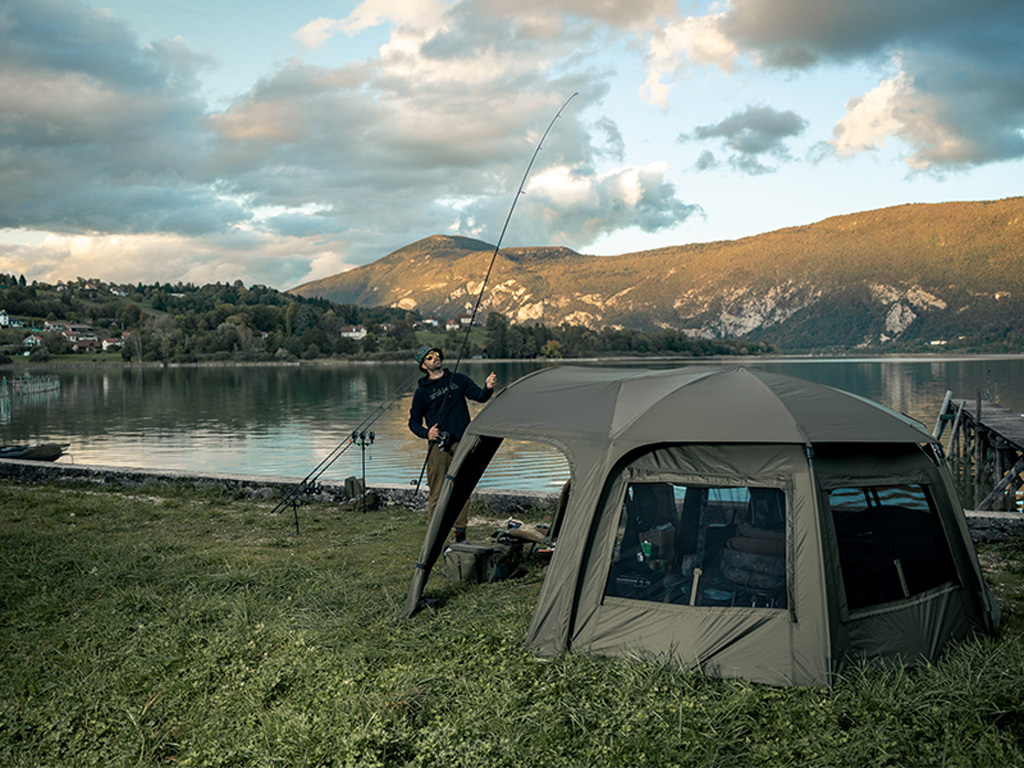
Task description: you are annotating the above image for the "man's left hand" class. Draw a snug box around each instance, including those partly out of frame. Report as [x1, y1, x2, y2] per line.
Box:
[485, 371, 497, 389]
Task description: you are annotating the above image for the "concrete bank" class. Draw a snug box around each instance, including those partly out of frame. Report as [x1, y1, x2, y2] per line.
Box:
[0, 458, 559, 520]
[2, 459, 1021, 542]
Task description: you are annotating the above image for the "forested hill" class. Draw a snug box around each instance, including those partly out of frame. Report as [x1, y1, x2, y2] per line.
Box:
[0, 278, 417, 362]
[290, 197, 1024, 351]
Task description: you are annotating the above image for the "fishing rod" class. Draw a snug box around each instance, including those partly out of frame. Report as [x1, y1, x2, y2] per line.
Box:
[274, 91, 579, 527]
[271, 369, 420, 528]
[414, 91, 579, 492]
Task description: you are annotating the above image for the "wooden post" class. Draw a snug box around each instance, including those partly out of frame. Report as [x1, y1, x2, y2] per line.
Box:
[933, 390, 953, 438]
[977, 455, 1024, 512]
[994, 442, 1005, 511]
[973, 390, 983, 506]
[946, 400, 963, 457]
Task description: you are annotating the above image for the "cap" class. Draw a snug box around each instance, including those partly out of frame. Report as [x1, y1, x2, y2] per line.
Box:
[416, 345, 442, 367]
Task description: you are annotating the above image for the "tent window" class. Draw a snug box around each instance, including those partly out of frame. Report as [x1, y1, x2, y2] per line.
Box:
[604, 483, 787, 609]
[828, 484, 960, 612]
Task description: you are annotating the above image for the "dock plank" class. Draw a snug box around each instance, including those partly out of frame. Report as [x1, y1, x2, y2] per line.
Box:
[958, 401, 1024, 449]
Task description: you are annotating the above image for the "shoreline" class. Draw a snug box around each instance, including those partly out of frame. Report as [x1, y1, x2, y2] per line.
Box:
[5, 350, 1024, 372]
[1, 457, 1020, 543]
[0, 457, 559, 521]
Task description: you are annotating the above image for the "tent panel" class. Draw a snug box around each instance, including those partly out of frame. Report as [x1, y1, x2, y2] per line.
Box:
[620, 370, 807, 443]
[838, 589, 976, 672]
[812, 443, 999, 663]
[524, 455, 615, 655]
[402, 434, 502, 618]
[573, 601, 803, 686]
[550, 443, 832, 686]
[465, 366, 936, 447]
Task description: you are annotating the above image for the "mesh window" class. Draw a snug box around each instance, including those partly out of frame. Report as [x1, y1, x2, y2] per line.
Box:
[604, 483, 787, 609]
[828, 484, 960, 611]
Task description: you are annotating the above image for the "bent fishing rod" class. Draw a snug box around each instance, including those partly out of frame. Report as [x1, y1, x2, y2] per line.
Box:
[414, 91, 579, 492]
[273, 91, 579, 524]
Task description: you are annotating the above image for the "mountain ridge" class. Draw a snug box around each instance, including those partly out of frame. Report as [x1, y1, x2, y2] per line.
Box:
[290, 197, 1024, 350]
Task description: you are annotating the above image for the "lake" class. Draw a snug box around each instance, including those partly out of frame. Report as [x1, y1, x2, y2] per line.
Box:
[3, 356, 1024, 492]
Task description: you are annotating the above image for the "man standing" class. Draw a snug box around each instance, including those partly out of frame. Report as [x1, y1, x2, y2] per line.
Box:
[408, 345, 496, 542]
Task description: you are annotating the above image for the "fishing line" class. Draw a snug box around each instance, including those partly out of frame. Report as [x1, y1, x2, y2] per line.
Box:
[414, 91, 579, 492]
[271, 369, 419, 525]
[274, 91, 579, 527]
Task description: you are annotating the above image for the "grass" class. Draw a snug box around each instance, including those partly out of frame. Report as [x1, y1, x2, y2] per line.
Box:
[1, 481, 1023, 768]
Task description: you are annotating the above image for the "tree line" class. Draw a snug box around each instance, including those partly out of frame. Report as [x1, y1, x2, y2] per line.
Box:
[473, 313, 769, 359]
[1, 275, 768, 364]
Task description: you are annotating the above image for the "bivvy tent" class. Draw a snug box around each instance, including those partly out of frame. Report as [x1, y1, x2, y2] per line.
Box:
[403, 366, 999, 686]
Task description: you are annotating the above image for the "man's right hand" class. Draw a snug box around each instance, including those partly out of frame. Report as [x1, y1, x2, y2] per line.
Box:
[427, 424, 440, 442]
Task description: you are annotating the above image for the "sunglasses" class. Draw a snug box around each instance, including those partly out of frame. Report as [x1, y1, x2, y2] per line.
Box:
[424, 352, 439, 361]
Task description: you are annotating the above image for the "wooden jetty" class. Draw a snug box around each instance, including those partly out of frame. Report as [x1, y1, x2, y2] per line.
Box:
[935, 390, 1024, 512]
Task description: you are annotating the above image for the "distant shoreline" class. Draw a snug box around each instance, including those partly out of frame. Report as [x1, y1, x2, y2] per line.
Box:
[4, 350, 1024, 372]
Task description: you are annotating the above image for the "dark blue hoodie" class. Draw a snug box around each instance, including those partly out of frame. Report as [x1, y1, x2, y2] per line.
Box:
[408, 369, 492, 442]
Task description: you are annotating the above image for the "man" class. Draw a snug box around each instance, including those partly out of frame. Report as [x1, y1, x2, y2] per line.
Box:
[408, 345, 496, 542]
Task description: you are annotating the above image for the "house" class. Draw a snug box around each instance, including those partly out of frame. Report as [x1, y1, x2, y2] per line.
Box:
[339, 324, 367, 340]
[0, 310, 22, 328]
[56, 322, 98, 345]
[22, 334, 44, 347]
[445, 319, 461, 332]
[102, 338, 123, 351]
[423, 317, 440, 328]
[72, 338, 101, 353]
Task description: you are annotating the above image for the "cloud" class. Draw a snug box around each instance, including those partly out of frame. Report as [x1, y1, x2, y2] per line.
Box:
[0, 0, 231, 236]
[449, 162, 700, 245]
[0, 229, 350, 288]
[295, 0, 449, 48]
[684, 105, 808, 174]
[2, 0, 701, 287]
[641, 14, 739, 108]
[694, 150, 719, 171]
[658, 0, 1024, 171]
[204, 5, 695, 261]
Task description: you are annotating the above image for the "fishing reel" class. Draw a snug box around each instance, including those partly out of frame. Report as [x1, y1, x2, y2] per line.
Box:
[435, 430, 453, 453]
[351, 430, 375, 446]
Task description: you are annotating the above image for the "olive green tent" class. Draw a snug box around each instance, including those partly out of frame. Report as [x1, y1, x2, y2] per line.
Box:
[403, 366, 999, 686]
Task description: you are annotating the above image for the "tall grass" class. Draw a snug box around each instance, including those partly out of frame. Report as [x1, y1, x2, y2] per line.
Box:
[1, 481, 1022, 767]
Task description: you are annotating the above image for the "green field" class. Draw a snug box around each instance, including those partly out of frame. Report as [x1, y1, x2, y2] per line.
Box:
[2, 481, 1022, 767]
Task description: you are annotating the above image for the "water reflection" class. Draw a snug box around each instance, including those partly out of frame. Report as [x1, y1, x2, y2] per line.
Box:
[3, 357, 1022, 492]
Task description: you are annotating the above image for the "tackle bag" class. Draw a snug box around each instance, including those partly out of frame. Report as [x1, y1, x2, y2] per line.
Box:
[442, 541, 521, 583]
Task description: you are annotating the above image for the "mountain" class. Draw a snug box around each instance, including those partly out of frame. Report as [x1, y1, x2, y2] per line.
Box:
[290, 198, 1024, 351]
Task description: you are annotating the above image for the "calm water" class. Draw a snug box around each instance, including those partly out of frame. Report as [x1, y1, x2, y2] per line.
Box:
[3, 356, 1024, 492]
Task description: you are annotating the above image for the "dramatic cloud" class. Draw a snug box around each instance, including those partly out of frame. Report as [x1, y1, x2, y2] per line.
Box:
[450, 162, 701, 245]
[204, 2, 697, 268]
[0, 1, 228, 235]
[1, 0, 1020, 288]
[1, 0, 696, 286]
[685, 105, 808, 175]
[659, 0, 1024, 171]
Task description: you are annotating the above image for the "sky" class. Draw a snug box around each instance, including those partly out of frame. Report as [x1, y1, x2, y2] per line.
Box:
[1, 0, 1022, 291]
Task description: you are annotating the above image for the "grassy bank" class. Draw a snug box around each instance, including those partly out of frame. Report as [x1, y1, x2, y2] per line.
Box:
[2, 481, 1023, 767]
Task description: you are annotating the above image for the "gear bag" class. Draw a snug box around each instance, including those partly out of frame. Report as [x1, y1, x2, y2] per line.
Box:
[442, 541, 521, 583]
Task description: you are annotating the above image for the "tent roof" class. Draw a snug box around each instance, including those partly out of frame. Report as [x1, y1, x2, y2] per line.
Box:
[467, 365, 935, 447]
